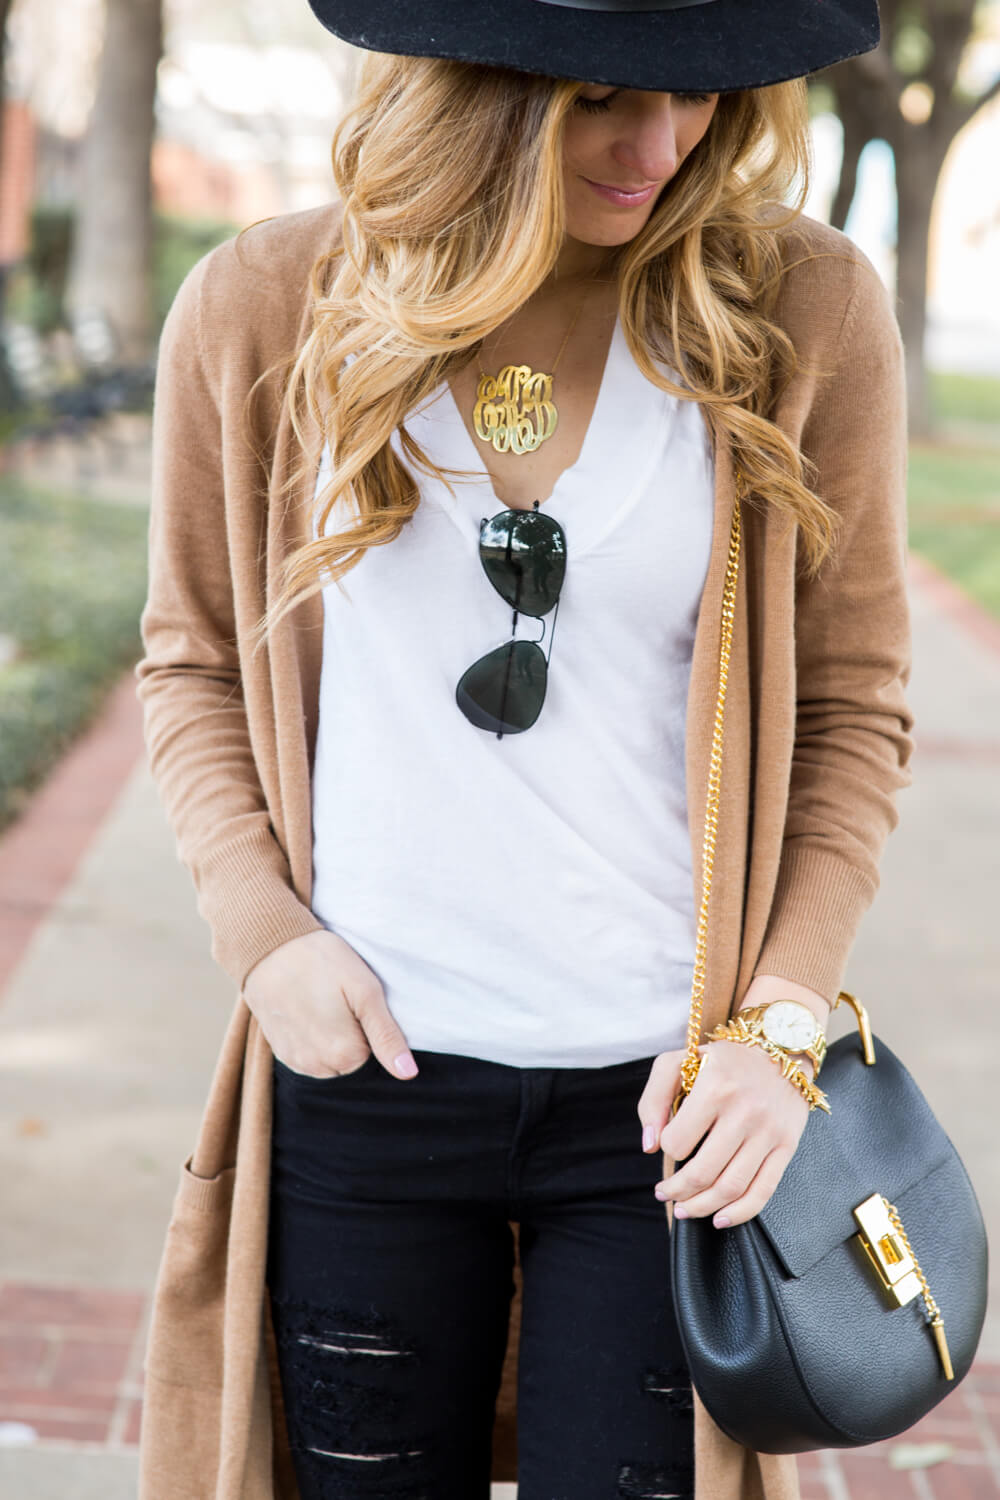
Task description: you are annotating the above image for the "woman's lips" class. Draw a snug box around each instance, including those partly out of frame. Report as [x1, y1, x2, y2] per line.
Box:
[583, 177, 659, 206]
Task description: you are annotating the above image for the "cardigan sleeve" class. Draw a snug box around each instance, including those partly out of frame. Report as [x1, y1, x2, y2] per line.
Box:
[752, 251, 914, 1001]
[135, 249, 325, 990]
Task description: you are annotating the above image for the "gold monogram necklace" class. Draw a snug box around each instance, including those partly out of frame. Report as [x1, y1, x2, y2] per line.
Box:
[472, 275, 599, 457]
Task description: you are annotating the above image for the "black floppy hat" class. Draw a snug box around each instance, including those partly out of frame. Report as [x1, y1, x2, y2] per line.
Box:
[305, 0, 881, 94]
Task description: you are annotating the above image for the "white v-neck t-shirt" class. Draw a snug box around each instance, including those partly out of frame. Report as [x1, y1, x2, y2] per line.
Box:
[309, 315, 715, 1067]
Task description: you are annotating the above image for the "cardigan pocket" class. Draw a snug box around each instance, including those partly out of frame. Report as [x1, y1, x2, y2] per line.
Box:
[142, 1155, 237, 1390]
[137, 1157, 238, 1499]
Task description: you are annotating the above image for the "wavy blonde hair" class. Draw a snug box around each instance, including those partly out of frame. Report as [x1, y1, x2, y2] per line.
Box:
[251, 50, 844, 653]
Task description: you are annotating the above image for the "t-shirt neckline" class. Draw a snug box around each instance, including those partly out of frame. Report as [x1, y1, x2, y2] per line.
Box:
[437, 310, 623, 513]
[404, 312, 679, 558]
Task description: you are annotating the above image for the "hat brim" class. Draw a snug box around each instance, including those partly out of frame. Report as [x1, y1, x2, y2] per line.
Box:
[306, 0, 880, 93]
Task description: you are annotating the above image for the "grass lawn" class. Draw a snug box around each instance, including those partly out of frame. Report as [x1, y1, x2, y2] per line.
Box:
[908, 439, 1000, 618]
[0, 477, 148, 833]
[929, 371, 1000, 431]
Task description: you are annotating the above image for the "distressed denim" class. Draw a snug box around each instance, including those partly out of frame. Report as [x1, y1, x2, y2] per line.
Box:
[267, 1047, 694, 1500]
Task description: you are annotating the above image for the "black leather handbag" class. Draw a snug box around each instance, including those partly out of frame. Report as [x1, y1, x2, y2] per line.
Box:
[668, 493, 989, 1453]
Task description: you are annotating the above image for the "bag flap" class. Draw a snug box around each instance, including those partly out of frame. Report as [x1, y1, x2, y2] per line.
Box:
[753, 1032, 954, 1279]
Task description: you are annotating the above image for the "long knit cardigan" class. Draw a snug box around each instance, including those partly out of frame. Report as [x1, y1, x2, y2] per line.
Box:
[134, 197, 912, 1500]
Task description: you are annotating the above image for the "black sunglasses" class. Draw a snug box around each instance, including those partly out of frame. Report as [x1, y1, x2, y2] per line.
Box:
[455, 500, 567, 738]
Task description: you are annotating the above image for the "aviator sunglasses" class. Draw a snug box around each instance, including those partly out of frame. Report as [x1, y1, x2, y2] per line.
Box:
[455, 501, 567, 737]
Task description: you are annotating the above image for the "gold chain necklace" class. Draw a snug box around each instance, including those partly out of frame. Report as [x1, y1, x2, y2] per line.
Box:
[472, 275, 598, 457]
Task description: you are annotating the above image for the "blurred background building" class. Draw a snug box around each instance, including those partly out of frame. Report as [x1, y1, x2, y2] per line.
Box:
[2, 0, 997, 380]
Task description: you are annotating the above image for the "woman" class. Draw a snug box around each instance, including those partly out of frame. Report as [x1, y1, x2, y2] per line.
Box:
[134, 1, 912, 1497]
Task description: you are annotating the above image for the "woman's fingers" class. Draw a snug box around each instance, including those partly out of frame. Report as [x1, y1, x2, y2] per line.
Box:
[663, 1140, 770, 1221]
[707, 1145, 793, 1228]
[345, 976, 419, 1079]
[656, 1068, 724, 1164]
[655, 1118, 748, 1205]
[636, 1048, 697, 1152]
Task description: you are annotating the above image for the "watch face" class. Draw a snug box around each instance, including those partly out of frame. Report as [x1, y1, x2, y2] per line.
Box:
[761, 1000, 820, 1051]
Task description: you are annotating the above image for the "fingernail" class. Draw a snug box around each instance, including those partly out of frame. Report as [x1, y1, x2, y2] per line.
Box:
[642, 1124, 657, 1152]
[654, 1184, 669, 1201]
[714, 1215, 731, 1229]
[394, 1051, 418, 1078]
[673, 1204, 689, 1218]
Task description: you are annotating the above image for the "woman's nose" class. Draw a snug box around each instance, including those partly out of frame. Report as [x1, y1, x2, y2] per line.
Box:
[612, 100, 680, 183]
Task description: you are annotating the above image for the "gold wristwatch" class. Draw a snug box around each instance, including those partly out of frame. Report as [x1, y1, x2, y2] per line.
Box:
[736, 999, 828, 1077]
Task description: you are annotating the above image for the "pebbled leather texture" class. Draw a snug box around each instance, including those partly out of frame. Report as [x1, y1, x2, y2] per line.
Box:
[670, 1030, 990, 1453]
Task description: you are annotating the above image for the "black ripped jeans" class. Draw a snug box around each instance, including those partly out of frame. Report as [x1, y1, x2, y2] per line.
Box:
[266, 1048, 694, 1500]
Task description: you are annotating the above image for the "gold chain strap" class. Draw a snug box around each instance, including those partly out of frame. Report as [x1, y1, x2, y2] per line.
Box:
[681, 248, 749, 1093]
[679, 479, 743, 1097]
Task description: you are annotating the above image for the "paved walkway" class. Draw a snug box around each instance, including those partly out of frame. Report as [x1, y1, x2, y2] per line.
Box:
[1, 553, 998, 1497]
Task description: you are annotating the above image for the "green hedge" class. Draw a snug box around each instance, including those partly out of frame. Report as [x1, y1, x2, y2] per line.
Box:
[0, 479, 149, 832]
[4, 206, 240, 342]
[907, 442, 1000, 619]
[153, 211, 241, 332]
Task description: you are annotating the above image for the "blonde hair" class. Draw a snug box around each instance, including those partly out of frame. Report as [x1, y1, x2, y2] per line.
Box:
[251, 51, 844, 653]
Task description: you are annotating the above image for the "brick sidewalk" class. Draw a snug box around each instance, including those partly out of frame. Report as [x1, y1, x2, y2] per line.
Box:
[798, 1368, 1000, 1498]
[0, 1279, 997, 1495]
[0, 672, 145, 995]
[0, 1283, 144, 1450]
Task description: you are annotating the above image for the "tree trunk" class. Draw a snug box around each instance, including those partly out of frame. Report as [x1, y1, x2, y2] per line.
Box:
[0, 0, 12, 128]
[821, 4, 999, 441]
[65, 0, 163, 364]
[893, 123, 954, 439]
[829, 112, 867, 233]
[0, 0, 15, 333]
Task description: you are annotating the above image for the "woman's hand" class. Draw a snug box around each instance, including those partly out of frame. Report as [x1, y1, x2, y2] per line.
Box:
[242, 928, 419, 1081]
[637, 978, 830, 1229]
[638, 1039, 811, 1228]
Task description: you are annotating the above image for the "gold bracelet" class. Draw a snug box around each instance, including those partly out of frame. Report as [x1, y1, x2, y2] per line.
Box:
[706, 1019, 832, 1114]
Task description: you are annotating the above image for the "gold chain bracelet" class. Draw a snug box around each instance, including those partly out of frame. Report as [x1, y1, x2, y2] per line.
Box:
[705, 1019, 832, 1114]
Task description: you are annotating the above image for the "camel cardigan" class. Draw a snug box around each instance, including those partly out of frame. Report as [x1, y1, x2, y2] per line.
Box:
[134, 198, 912, 1499]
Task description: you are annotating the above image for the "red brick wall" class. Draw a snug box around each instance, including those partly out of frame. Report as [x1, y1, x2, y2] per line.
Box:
[151, 138, 283, 224]
[0, 100, 38, 264]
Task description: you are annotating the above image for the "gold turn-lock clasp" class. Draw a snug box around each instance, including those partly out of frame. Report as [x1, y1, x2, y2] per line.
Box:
[853, 1193, 922, 1306]
[852, 1192, 954, 1380]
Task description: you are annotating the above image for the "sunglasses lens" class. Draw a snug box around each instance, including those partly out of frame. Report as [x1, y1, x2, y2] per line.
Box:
[480, 509, 566, 617]
[456, 640, 547, 734]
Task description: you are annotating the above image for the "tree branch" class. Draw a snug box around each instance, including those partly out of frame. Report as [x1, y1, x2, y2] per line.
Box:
[925, 0, 978, 95]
